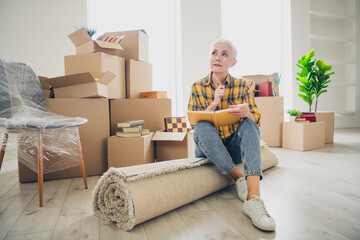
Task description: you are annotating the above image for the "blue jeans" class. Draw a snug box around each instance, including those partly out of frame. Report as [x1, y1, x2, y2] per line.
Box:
[193, 118, 262, 179]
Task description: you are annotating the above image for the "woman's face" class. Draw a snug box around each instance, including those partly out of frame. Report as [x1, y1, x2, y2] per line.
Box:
[210, 43, 237, 74]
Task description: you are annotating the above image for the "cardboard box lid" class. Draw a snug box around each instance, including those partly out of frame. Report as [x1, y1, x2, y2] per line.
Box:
[48, 71, 116, 88]
[68, 27, 124, 50]
[38, 76, 49, 89]
[152, 131, 187, 142]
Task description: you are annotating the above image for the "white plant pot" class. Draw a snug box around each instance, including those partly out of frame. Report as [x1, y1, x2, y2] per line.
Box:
[289, 116, 296, 122]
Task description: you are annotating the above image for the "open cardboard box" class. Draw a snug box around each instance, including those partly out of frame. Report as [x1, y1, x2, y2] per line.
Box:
[242, 74, 280, 96]
[108, 133, 154, 168]
[65, 52, 126, 99]
[152, 130, 195, 161]
[68, 28, 148, 62]
[48, 71, 116, 98]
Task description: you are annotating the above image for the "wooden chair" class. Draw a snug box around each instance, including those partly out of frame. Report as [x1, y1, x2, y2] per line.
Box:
[0, 59, 88, 207]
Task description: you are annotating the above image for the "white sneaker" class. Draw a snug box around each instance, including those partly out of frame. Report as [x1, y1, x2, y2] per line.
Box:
[242, 195, 276, 231]
[236, 177, 248, 202]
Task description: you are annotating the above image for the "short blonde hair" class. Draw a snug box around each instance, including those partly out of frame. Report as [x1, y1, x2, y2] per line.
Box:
[210, 39, 237, 59]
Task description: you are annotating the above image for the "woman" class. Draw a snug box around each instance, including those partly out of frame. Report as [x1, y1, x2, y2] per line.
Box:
[188, 39, 276, 231]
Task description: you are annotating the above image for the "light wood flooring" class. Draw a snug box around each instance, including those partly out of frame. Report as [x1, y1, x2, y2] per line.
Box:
[0, 128, 359, 240]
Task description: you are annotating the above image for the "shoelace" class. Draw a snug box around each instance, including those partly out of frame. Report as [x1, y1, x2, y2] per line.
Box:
[252, 197, 270, 217]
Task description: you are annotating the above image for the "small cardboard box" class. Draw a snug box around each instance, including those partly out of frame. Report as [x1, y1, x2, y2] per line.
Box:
[110, 99, 171, 135]
[108, 133, 154, 168]
[152, 130, 195, 161]
[126, 59, 152, 98]
[282, 121, 325, 151]
[18, 98, 110, 182]
[48, 72, 116, 98]
[65, 52, 126, 99]
[68, 28, 148, 62]
[255, 96, 284, 147]
[315, 112, 334, 143]
[140, 91, 167, 99]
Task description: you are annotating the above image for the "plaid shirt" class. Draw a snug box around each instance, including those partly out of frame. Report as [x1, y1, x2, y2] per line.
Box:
[188, 72, 261, 140]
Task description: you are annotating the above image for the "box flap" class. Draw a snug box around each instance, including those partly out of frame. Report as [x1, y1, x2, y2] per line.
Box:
[152, 131, 186, 141]
[95, 40, 124, 50]
[48, 72, 116, 88]
[97, 71, 117, 85]
[38, 76, 49, 89]
[68, 28, 92, 47]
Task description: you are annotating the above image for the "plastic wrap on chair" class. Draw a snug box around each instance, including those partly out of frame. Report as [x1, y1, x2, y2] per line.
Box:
[0, 59, 88, 174]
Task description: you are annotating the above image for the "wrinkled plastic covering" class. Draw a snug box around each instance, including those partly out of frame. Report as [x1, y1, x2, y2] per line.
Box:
[0, 59, 88, 174]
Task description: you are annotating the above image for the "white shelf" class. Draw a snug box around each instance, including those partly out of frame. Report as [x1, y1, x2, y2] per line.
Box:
[310, 35, 354, 43]
[326, 60, 355, 65]
[329, 83, 356, 88]
[310, 10, 354, 20]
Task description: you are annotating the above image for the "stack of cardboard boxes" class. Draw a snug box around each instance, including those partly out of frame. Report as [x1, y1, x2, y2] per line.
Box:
[18, 28, 195, 182]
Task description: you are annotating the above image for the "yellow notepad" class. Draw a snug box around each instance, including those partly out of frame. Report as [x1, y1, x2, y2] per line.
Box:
[187, 109, 241, 128]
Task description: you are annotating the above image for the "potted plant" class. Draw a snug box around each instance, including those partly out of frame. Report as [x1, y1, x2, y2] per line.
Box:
[287, 109, 301, 122]
[296, 49, 335, 143]
[296, 49, 334, 112]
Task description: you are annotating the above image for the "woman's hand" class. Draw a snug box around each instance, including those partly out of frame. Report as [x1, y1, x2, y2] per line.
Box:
[229, 103, 255, 121]
[213, 84, 225, 106]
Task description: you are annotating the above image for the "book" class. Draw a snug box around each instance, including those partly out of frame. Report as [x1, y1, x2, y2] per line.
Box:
[141, 129, 150, 135]
[117, 120, 144, 128]
[116, 132, 142, 138]
[187, 109, 240, 128]
[300, 113, 316, 122]
[118, 125, 142, 133]
[115, 129, 150, 138]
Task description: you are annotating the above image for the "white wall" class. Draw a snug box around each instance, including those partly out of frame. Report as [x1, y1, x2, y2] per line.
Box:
[0, 0, 87, 77]
[178, 0, 222, 116]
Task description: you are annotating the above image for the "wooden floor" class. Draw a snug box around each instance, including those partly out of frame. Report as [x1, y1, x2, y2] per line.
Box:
[0, 128, 359, 240]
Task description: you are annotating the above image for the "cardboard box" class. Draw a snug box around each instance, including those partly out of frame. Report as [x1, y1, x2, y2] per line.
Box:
[152, 130, 195, 161]
[108, 133, 154, 168]
[140, 91, 167, 99]
[255, 96, 284, 147]
[48, 72, 116, 98]
[126, 59, 152, 98]
[282, 121, 325, 151]
[110, 99, 171, 135]
[315, 112, 334, 143]
[65, 52, 126, 99]
[18, 98, 110, 182]
[68, 28, 149, 62]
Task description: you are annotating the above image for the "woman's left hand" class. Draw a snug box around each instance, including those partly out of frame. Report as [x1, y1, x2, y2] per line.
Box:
[229, 103, 251, 118]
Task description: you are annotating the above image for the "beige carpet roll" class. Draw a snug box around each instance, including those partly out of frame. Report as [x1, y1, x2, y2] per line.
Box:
[92, 143, 278, 231]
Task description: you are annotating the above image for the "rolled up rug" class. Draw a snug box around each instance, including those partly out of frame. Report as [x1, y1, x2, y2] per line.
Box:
[92, 142, 278, 231]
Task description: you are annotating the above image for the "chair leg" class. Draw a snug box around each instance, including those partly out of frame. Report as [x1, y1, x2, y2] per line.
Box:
[76, 128, 88, 189]
[38, 131, 44, 207]
[0, 133, 9, 170]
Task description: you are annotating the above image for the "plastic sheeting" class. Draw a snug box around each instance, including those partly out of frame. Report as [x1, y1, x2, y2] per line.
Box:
[0, 59, 87, 174]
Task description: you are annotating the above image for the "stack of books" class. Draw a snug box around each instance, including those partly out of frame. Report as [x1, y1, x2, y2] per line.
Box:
[299, 113, 316, 122]
[116, 120, 150, 138]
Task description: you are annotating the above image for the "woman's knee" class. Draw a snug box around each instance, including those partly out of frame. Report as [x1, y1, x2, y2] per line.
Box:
[194, 121, 214, 138]
[238, 118, 260, 136]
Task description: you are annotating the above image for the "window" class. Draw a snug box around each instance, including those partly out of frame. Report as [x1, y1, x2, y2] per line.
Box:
[221, 0, 283, 77]
[88, 0, 178, 112]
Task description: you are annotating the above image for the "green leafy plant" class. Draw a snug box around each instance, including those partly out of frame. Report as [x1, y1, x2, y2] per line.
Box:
[287, 109, 302, 116]
[312, 60, 334, 112]
[296, 49, 334, 112]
